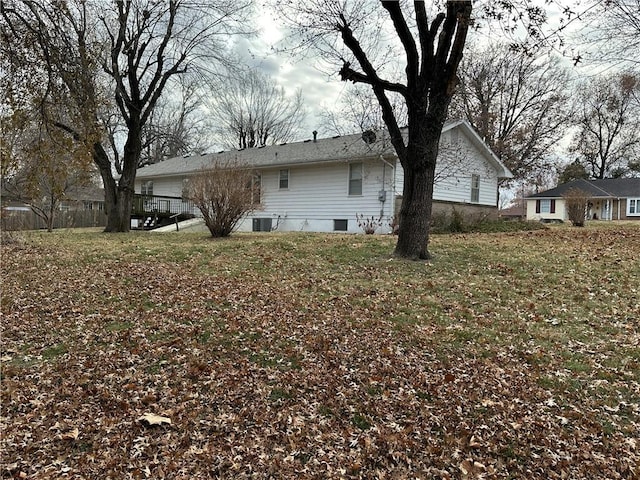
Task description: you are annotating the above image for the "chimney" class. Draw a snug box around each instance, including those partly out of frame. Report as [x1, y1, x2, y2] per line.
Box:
[312, 130, 318, 142]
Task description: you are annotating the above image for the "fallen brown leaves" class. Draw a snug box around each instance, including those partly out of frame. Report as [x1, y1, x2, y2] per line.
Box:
[1, 226, 638, 479]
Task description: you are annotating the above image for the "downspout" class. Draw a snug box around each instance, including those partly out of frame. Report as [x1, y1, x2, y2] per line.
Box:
[379, 155, 395, 219]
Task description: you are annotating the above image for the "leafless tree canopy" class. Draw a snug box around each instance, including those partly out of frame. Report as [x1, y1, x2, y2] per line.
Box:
[569, 73, 640, 179]
[320, 84, 407, 137]
[579, 0, 640, 68]
[209, 69, 305, 150]
[186, 160, 261, 237]
[138, 76, 211, 167]
[449, 42, 572, 185]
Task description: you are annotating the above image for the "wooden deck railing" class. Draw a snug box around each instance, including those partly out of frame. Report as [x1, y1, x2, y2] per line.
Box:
[132, 194, 198, 217]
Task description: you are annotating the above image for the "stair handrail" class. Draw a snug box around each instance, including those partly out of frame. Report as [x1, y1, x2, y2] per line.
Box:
[169, 212, 181, 231]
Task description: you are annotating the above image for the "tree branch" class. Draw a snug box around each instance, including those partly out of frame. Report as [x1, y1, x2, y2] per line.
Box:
[338, 62, 407, 95]
[381, 2, 419, 86]
[336, 15, 407, 160]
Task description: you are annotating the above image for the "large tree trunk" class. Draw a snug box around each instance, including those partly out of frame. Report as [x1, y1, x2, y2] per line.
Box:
[393, 126, 440, 260]
[394, 165, 436, 260]
[393, 96, 447, 260]
[94, 120, 142, 233]
[93, 142, 121, 232]
[113, 120, 143, 232]
[113, 183, 135, 232]
[94, 141, 135, 233]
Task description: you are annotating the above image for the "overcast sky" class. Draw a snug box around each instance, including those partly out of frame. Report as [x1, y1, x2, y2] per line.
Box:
[227, 10, 346, 140]
[221, 1, 600, 143]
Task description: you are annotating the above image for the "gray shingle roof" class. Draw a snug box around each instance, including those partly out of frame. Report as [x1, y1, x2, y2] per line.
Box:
[136, 129, 398, 179]
[527, 178, 640, 199]
[136, 120, 512, 179]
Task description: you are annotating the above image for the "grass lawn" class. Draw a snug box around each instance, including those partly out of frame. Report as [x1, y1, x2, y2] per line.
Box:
[1, 224, 639, 479]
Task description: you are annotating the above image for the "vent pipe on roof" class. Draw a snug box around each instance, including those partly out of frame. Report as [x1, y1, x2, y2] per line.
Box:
[312, 130, 318, 142]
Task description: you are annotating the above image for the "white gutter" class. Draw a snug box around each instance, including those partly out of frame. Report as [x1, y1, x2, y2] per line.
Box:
[379, 155, 396, 219]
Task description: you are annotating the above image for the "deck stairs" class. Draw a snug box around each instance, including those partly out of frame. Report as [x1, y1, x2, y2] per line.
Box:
[143, 216, 157, 229]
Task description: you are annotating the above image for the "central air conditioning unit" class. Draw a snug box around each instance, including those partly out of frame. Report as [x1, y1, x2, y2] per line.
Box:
[252, 218, 272, 232]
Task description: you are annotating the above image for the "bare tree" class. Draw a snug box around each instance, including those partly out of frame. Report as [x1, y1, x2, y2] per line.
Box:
[210, 69, 305, 150]
[139, 76, 210, 166]
[279, 1, 473, 259]
[186, 160, 261, 237]
[449, 42, 572, 185]
[579, 0, 640, 68]
[99, 0, 251, 231]
[569, 73, 640, 179]
[320, 84, 407, 136]
[1, 0, 251, 232]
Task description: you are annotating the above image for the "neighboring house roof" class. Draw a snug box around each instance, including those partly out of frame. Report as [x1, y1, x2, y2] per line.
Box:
[64, 185, 105, 202]
[1, 182, 104, 204]
[499, 204, 525, 217]
[527, 178, 640, 199]
[135, 120, 512, 180]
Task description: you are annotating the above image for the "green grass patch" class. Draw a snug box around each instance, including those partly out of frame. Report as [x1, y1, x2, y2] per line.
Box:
[105, 321, 133, 332]
[41, 343, 68, 360]
[351, 413, 372, 431]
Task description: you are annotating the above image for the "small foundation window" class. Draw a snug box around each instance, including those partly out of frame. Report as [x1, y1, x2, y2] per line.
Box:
[333, 219, 348, 231]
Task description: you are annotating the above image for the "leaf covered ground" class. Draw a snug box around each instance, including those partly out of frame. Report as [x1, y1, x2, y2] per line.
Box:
[1, 225, 639, 479]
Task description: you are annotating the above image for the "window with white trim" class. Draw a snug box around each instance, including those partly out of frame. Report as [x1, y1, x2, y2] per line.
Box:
[348, 162, 363, 196]
[252, 173, 261, 205]
[540, 199, 551, 213]
[141, 181, 153, 196]
[471, 174, 480, 203]
[182, 178, 190, 199]
[279, 169, 289, 189]
[628, 198, 640, 216]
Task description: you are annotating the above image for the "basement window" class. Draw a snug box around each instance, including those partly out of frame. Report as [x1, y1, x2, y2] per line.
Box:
[333, 219, 348, 231]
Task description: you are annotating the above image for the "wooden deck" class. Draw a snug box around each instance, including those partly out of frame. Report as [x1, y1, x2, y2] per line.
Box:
[132, 195, 197, 229]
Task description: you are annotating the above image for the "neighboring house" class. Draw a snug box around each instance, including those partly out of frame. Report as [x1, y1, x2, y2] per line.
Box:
[0, 183, 105, 212]
[134, 119, 512, 233]
[59, 185, 106, 212]
[1, 184, 106, 230]
[499, 203, 526, 221]
[526, 178, 640, 222]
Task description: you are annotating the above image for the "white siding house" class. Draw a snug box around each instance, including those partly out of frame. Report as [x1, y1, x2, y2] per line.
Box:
[134, 120, 511, 233]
